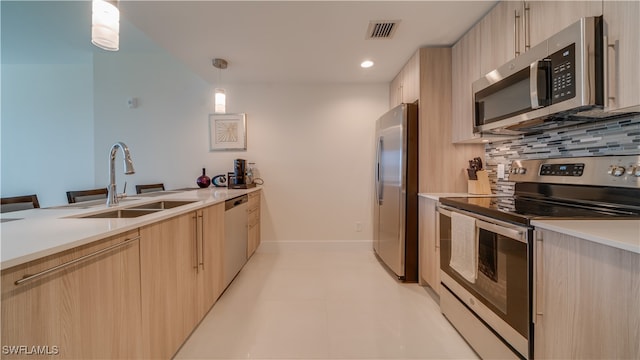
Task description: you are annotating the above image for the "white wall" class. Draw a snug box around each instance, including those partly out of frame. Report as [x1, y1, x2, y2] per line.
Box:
[1, 1, 96, 207]
[2, 1, 389, 243]
[222, 84, 388, 242]
[93, 59, 388, 241]
[1, 63, 95, 207]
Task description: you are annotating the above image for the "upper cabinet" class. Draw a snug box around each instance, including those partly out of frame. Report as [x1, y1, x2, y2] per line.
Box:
[389, 50, 420, 107]
[603, 0, 640, 112]
[451, 25, 481, 143]
[479, 1, 523, 75]
[524, 1, 603, 52]
[451, 0, 639, 143]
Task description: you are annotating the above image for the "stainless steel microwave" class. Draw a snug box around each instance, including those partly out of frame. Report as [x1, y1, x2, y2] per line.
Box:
[473, 17, 604, 135]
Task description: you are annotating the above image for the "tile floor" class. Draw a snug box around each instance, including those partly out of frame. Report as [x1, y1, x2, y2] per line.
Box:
[175, 245, 478, 359]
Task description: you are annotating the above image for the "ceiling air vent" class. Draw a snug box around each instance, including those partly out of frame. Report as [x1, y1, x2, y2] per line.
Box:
[366, 20, 400, 39]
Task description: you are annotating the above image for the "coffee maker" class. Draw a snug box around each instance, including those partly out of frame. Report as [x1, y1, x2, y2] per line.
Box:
[228, 159, 256, 189]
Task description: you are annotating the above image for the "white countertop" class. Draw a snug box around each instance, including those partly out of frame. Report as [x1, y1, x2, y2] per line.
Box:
[0, 187, 261, 270]
[532, 219, 640, 254]
[419, 193, 639, 254]
[418, 192, 497, 201]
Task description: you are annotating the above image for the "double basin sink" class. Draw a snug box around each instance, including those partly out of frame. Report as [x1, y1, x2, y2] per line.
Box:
[79, 200, 196, 219]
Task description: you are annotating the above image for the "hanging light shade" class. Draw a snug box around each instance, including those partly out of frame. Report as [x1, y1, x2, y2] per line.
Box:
[212, 58, 228, 113]
[214, 88, 226, 113]
[92, 0, 120, 51]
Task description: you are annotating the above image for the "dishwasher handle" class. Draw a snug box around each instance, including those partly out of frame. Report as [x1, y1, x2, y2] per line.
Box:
[225, 195, 248, 210]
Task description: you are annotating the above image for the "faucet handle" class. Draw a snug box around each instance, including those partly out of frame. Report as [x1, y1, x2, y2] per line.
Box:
[118, 181, 128, 200]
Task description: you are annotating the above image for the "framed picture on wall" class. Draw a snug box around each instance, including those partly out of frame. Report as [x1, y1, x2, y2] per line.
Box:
[209, 113, 247, 151]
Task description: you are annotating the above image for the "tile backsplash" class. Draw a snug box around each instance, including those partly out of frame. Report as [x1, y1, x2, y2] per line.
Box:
[484, 114, 640, 195]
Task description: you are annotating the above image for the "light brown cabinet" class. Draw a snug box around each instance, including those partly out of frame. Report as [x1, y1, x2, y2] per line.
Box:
[451, 25, 481, 144]
[418, 47, 485, 193]
[140, 213, 199, 359]
[479, 1, 524, 75]
[524, 1, 603, 52]
[139, 202, 225, 359]
[389, 72, 403, 108]
[197, 203, 225, 318]
[389, 50, 420, 107]
[247, 190, 261, 258]
[534, 229, 640, 359]
[418, 196, 439, 295]
[603, 0, 640, 112]
[1, 230, 143, 359]
[452, 1, 607, 144]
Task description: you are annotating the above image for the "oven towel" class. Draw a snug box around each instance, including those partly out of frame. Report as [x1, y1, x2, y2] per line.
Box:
[450, 211, 478, 284]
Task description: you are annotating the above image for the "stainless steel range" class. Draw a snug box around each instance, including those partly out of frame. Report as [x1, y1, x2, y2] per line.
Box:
[437, 155, 640, 359]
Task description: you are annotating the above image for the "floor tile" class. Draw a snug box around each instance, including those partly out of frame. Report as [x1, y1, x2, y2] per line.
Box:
[175, 245, 478, 360]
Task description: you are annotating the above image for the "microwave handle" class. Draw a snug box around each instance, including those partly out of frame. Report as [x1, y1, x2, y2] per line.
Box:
[530, 60, 552, 109]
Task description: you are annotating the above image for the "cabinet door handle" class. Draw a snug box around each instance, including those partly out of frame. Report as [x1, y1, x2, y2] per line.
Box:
[606, 39, 618, 107]
[14, 236, 140, 286]
[524, 2, 531, 51]
[193, 214, 199, 273]
[534, 230, 544, 320]
[199, 214, 205, 270]
[514, 9, 521, 57]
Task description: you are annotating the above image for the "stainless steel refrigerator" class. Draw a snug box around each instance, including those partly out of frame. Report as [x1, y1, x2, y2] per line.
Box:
[373, 103, 419, 282]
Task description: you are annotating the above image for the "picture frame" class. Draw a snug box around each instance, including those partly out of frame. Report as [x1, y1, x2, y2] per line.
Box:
[209, 113, 247, 151]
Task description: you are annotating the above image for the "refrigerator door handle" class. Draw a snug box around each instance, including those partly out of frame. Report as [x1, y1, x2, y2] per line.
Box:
[376, 136, 384, 205]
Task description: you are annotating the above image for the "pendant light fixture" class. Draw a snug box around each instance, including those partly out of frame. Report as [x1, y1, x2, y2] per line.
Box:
[212, 58, 228, 113]
[91, 0, 120, 51]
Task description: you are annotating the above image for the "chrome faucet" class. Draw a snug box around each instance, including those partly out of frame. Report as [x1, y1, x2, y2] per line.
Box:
[107, 141, 135, 207]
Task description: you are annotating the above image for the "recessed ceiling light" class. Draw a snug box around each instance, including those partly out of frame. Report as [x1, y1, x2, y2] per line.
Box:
[360, 60, 374, 68]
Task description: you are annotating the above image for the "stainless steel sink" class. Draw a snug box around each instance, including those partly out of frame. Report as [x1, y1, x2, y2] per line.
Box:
[129, 200, 196, 210]
[80, 209, 161, 219]
[49, 198, 138, 209]
[75, 200, 196, 219]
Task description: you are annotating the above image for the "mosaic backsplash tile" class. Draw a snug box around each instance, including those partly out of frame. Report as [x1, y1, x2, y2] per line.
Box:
[484, 114, 640, 195]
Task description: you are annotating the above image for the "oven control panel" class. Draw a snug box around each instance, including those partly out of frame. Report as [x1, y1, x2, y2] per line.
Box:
[539, 163, 584, 176]
[509, 155, 640, 188]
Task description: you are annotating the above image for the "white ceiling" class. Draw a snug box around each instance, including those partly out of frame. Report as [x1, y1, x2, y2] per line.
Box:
[121, 1, 498, 84]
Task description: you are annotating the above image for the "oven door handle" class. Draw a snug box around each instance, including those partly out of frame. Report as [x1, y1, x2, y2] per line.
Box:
[437, 204, 528, 243]
[475, 219, 527, 243]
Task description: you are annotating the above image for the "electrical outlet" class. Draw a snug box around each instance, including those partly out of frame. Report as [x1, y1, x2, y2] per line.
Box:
[497, 163, 506, 179]
[355, 222, 363, 232]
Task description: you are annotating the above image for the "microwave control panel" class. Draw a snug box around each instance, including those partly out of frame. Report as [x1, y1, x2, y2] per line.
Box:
[549, 43, 576, 104]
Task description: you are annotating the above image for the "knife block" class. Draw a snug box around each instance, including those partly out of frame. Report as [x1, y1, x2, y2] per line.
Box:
[468, 170, 492, 195]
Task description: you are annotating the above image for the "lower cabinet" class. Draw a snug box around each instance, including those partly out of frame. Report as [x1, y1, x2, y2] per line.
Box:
[534, 229, 640, 359]
[247, 190, 261, 258]
[140, 212, 199, 359]
[2, 199, 239, 360]
[197, 203, 225, 318]
[140, 203, 225, 359]
[1, 230, 143, 359]
[418, 196, 440, 295]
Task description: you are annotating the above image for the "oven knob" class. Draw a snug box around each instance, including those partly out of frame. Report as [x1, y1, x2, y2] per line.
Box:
[628, 166, 640, 177]
[517, 167, 527, 174]
[609, 166, 626, 177]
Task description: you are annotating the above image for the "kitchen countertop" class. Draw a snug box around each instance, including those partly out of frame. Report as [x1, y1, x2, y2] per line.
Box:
[418, 192, 497, 200]
[419, 193, 639, 254]
[0, 187, 261, 270]
[532, 219, 640, 254]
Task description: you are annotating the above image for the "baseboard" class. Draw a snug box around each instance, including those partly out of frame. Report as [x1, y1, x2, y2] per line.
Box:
[257, 240, 373, 253]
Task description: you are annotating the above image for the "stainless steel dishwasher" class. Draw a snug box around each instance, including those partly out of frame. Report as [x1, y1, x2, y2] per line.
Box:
[224, 195, 248, 289]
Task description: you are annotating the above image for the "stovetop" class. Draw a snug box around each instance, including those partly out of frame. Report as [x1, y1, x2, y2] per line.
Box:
[439, 195, 640, 226]
[440, 155, 640, 226]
